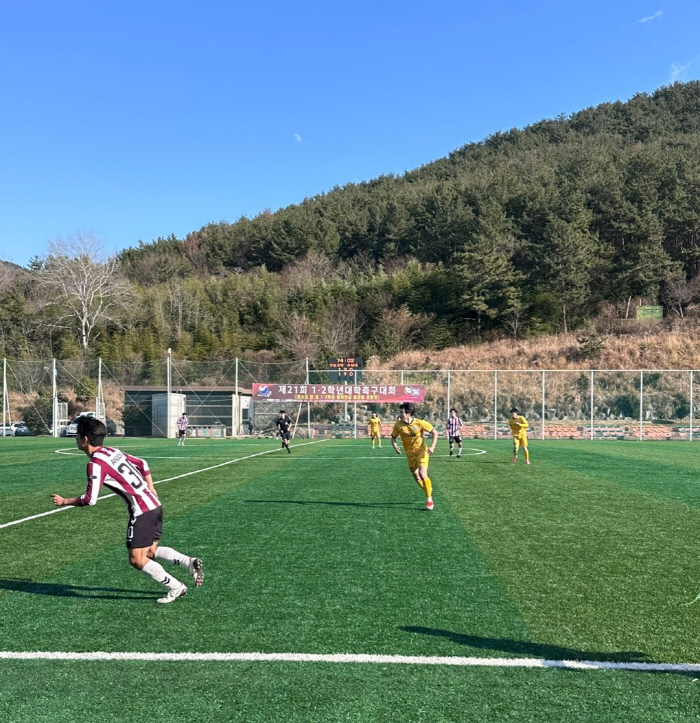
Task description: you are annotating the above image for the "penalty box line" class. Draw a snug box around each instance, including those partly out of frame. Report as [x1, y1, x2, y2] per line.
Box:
[0, 651, 697, 673]
[0, 439, 330, 531]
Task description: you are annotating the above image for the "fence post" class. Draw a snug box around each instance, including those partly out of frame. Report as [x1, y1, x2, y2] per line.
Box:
[447, 370, 451, 417]
[2, 358, 6, 435]
[52, 358, 58, 438]
[306, 358, 311, 439]
[541, 371, 545, 441]
[494, 370, 498, 440]
[639, 370, 644, 442]
[590, 370, 594, 441]
[691, 370, 694, 442]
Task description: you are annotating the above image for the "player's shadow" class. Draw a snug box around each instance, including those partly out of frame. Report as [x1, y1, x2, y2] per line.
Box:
[0, 578, 160, 600]
[245, 499, 418, 510]
[401, 626, 646, 664]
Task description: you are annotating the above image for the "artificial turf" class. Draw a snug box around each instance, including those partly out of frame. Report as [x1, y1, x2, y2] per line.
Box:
[1, 436, 700, 721]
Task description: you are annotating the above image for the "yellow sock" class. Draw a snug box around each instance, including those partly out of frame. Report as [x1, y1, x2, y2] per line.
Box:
[416, 477, 425, 489]
[423, 477, 432, 498]
[524, 447, 530, 461]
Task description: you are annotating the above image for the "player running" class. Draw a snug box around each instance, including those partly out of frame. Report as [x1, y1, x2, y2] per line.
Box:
[276, 410, 292, 453]
[509, 407, 530, 465]
[51, 416, 203, 604]
[391, 402, 439, 510]
[368, 412, 382, 448]
[446, 408, 463, 459]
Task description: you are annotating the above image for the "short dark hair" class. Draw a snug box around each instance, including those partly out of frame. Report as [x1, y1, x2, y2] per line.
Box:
[399, 402, 415, 415]
[279, 410, 286, 414]
[450, 408, 457, 414]
[77, 416, 107, 446]
[511, 407, 519, 414]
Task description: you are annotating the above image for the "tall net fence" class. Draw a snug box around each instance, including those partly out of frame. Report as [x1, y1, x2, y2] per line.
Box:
[2, 359, 699, 440]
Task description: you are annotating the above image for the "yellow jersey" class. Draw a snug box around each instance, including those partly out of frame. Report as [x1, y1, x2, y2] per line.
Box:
[392, 418, 434, 455]
[369, 417, 381, 434]
[508, 416, 529, 438]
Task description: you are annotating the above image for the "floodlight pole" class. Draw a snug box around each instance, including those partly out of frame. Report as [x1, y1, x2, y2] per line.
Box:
[97, 357, 104, 421]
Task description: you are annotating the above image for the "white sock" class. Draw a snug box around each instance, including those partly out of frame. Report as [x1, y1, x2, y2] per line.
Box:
[141, 559, 182, 590]
[155, 546, 192, 568]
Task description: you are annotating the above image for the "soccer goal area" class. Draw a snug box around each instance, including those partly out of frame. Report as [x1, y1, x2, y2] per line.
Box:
[2, 357, 700, 441]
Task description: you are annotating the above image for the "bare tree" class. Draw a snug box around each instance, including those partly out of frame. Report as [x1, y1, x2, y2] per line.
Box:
[40, 231, 132, 350]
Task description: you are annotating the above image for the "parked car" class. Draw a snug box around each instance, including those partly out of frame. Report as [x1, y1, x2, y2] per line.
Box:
[0, 423, 32, 437]
[61, 411, 96, 437]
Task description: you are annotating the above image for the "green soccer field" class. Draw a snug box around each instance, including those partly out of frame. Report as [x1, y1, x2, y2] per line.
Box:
[1, 436, 700, 722]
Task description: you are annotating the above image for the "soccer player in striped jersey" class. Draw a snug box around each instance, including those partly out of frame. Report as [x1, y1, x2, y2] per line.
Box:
[446, 408, 463, 458]
[367, 412, 382, 448]
[391, 402, 439, 510]
[509, 407, 530, 465]
[51, 416, 204, 604]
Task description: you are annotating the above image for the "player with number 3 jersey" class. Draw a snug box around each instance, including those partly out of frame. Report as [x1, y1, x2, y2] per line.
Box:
[51, 416, 204, 604]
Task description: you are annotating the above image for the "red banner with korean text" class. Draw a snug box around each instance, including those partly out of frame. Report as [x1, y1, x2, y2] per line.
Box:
[252, 383, 425, 404]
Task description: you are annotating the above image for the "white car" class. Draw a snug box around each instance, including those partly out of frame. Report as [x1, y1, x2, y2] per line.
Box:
[61, 412, 96, 437]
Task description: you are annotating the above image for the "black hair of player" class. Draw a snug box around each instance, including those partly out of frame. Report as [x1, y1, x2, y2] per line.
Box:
[510, 407, 519, 414]
[279, 410, 286, 415]
[399, 402, 415, 416]
[77, 416, 107, 446]
[450, 408, 457, 414]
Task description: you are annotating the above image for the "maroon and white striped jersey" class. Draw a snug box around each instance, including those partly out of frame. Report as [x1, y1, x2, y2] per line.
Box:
[446, 416, 463, 437]
[76, 446, 161, 519]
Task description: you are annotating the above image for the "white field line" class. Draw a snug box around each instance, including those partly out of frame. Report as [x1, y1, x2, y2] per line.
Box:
[0, 650, 697, 672]
[0, 439, 329, 531]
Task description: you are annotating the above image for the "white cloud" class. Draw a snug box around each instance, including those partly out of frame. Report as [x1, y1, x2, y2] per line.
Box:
[293, 133, 301, 143]
[669, 62, 691, 83]
[636, 10, 663, 23]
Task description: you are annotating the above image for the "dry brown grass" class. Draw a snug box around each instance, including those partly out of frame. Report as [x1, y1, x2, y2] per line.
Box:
[378, 328, 700, 371]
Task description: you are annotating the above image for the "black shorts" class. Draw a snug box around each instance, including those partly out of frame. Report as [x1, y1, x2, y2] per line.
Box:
[126, 506, 163, 549]
[449, 435, 462, 444]
[279, 431, 291, 440]
[179, 429, 186, 438]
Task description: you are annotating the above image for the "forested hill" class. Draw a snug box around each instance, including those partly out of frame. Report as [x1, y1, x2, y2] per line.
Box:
[4, 83, 700, 364]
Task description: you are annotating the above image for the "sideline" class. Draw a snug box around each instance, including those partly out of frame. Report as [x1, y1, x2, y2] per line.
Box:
[0, 439, 329, 531]
[0, 650, 696, 672]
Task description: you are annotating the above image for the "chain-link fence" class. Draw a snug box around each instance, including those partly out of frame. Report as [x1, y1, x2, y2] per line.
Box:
[2, 358, 699, 440]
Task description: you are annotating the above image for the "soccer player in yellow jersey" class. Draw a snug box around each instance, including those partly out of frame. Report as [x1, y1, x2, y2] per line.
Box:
[368, 412, 382, 448]
[391, 402, 439, 510]
[509, 407, 530, 465]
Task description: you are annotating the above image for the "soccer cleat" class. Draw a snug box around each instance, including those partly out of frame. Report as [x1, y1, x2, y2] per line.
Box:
[157, 583, 187, 604]
[512, 457, 517, 463]
[287, 446, 291, 454]
[457, 454, 461, 459]
[526, 460, 531, 465]
[426, 498, 434, 510]
[189, 558, 204, 587]
[449, 449, 453, 456]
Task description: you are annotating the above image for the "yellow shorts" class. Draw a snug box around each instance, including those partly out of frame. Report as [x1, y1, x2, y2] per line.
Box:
[406, 450, 429, 472]
[370, 430, 381, 439]
[513, 435, 528, 447]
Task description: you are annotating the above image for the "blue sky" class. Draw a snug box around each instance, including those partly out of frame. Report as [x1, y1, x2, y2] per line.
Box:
[0, 1, 698, 266]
